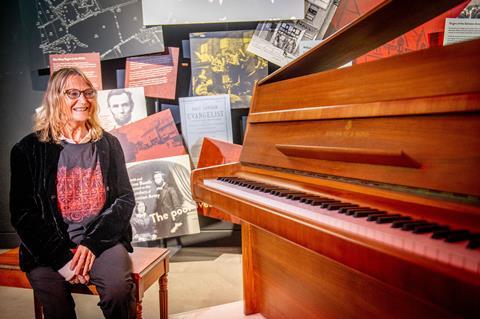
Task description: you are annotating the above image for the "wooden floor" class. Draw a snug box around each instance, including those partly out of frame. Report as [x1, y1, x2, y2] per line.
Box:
[170, 301, 265, 319]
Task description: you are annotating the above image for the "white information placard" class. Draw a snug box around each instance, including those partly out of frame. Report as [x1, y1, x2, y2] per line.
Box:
[179, 95, 233, 167]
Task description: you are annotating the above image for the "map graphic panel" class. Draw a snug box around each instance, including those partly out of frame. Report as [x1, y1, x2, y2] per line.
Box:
[20, 0, 165, 70]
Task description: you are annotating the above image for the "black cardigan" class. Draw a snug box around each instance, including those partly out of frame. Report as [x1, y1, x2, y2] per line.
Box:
[10, 131, 134, 272]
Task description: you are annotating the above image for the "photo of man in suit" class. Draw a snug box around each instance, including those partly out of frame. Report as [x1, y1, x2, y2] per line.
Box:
[107, 89, 135, 128]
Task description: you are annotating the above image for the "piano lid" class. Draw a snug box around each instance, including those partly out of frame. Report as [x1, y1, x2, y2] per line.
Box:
[259, 0, 468, 85]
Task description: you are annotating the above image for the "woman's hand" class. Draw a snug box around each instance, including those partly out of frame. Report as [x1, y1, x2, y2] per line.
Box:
[68, 273, 90, 285]
[70, 245, 95, 277]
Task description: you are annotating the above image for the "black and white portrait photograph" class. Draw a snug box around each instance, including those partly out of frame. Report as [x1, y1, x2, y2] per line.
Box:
[97, 87, 148, 131]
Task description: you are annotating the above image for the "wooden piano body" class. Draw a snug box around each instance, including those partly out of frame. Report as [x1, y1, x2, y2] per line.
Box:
[191, 1, 480, 318]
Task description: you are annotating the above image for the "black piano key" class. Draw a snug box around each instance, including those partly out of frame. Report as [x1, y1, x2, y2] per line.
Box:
[431, 229, 452, 239]
[391, 218, 418, 228]
[367, 214, 399, 222]
[445, 230, 471, 243]
[322, 202, 339, 209]
[332, 203, 358, 214]
[469, 233, 480, 240]
[232, 179, 247, 184]
[317, 200, 340, 208]
[299, 196, 323, 203]
[413, 224, 449, 234]
[345, 208, 376, 216]
[269, 189, 290, 196]
[287, 193, 309, 200]
[302, 197, 327, 204]
[376, 216, 411, 224]
[325, 203, 357, 211]
[353, 211, 386, 218]
[401, 221, 430, 231]
[221, 176, 238, 181]
[313, 198, 338, 205]
[308, 198, 335, 204]
[281, 191, 305, 196]
[466, 234, 480, 249]
[338, 205, 364, 214]
[272, 190, 296, 196]
[276, 191, 304, 197]
[260, 187, 283, 193]
[310, 200, 327, 206]
[467, 239, 480, 250]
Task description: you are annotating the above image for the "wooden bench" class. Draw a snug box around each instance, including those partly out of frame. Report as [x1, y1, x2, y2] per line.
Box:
[0, 247, 169, 319]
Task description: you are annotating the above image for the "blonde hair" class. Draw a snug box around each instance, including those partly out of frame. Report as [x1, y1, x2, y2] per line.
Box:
[34, 67, 103, 143]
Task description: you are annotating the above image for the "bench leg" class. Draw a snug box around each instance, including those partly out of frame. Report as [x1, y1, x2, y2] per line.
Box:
[136, 298, 143, 319]
[159, 273, 168, 319]
[33, 293, 43, 319]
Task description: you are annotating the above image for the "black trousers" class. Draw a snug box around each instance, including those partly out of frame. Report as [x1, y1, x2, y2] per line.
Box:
[26, 244, 136, 319]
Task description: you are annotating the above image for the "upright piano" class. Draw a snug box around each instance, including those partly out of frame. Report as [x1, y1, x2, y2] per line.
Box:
[191, 1, 480, 318]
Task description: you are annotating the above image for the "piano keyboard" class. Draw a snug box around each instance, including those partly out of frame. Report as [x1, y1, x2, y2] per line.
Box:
[204, 177, 480, 274]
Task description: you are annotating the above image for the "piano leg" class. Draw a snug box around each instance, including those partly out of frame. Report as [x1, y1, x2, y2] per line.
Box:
[242, 222, 258, 315]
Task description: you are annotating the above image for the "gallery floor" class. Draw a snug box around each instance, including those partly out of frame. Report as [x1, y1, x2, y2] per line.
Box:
[0, 247, 263, 318]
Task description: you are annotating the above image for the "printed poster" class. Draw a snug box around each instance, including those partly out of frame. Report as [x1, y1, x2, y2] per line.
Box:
[179, 95, 233, 167]
[190, 30, 268, 109]
[247, 0, 339, 66]
[110, 109, 186, 163]
[49, 52, 103, 90]
[444, 18, 480, 45]
[444, 1, 480, 45]
[125, 47, 180, 99]
[127, 155, 200, 242]
[20, 0, 164, 70]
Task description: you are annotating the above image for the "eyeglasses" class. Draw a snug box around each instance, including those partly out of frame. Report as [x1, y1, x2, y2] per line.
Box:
[64, 88, 97, 99]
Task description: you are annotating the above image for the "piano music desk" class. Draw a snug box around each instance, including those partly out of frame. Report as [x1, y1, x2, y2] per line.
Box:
[0, 247, 170, 319]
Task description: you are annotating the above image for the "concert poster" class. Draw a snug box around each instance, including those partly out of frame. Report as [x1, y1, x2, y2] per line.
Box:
[110, 109, 186, 163]
[127, 155, 200, 242]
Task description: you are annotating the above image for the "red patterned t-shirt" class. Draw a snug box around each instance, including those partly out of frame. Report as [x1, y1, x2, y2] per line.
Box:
[56, 141, 106, 244]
